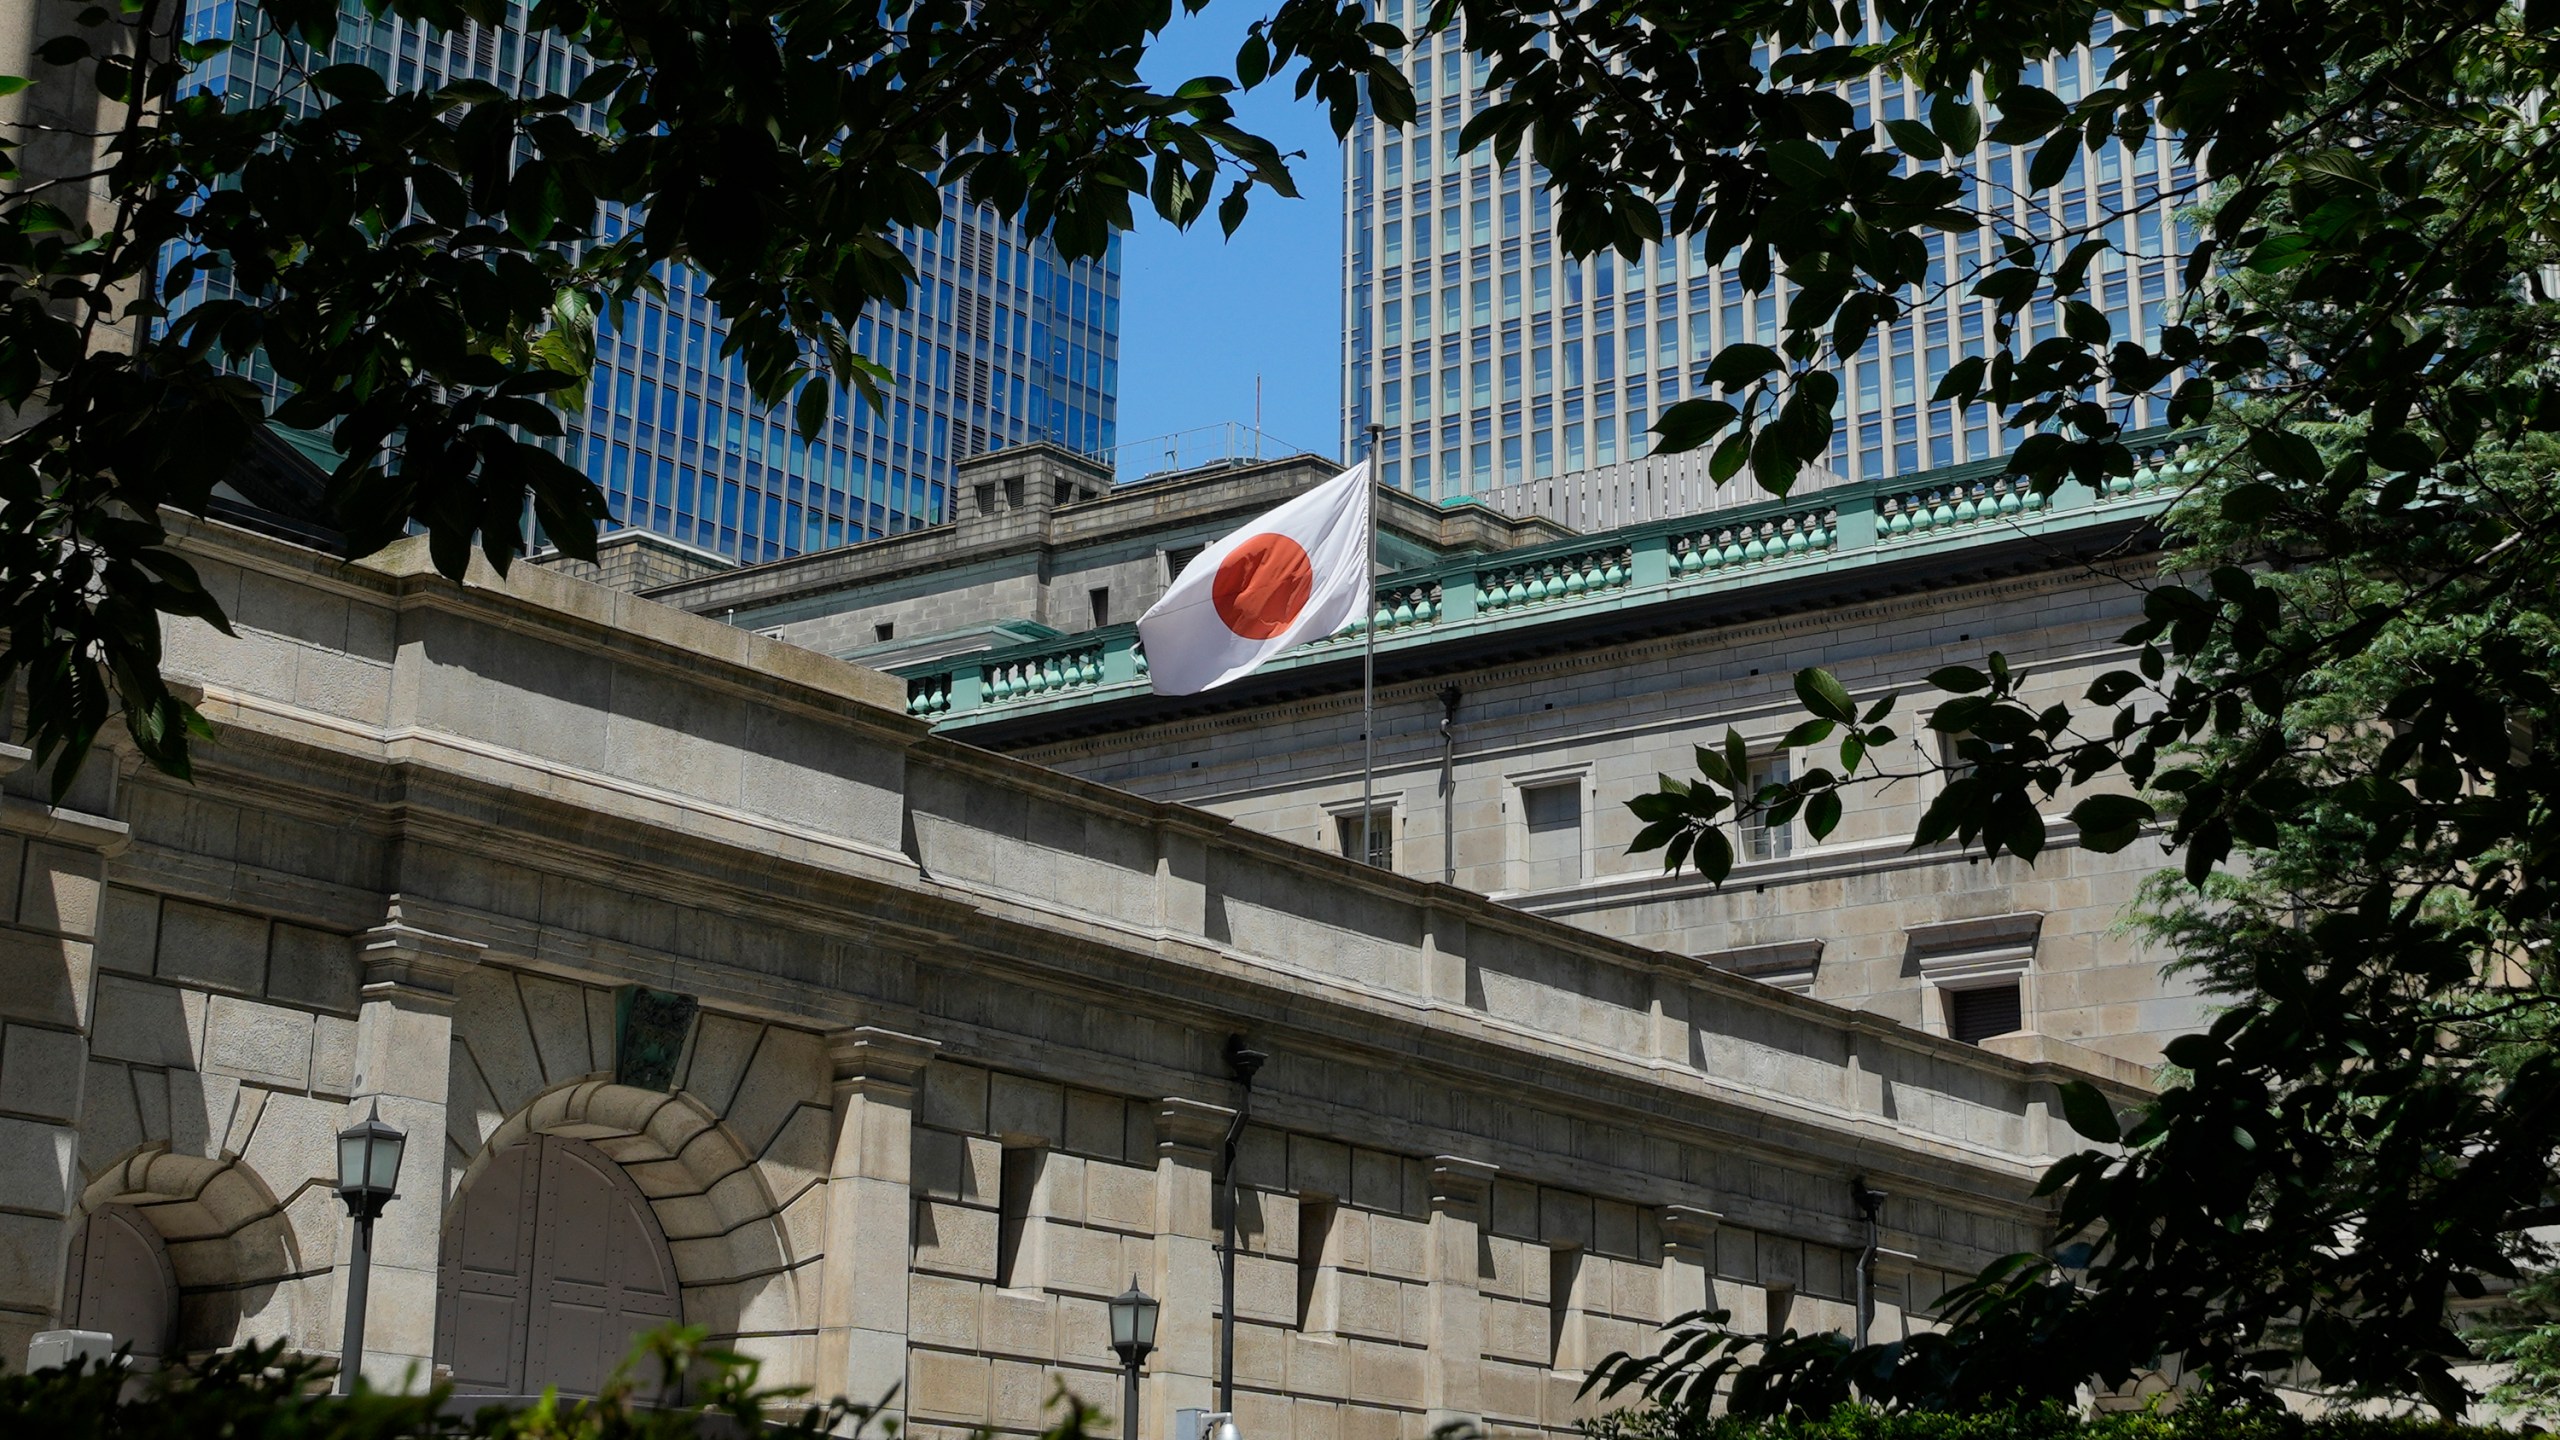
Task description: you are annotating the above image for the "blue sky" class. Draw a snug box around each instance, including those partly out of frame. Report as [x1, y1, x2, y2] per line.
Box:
[1116, 5, 1346, 464]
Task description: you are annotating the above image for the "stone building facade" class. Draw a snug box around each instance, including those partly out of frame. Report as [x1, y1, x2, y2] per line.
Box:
[3, 513, 2136, 1438]
[642, 442, 2206, 1068]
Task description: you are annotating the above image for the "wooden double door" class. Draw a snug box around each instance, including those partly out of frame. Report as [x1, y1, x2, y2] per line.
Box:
[435, 1135, 681, 1396]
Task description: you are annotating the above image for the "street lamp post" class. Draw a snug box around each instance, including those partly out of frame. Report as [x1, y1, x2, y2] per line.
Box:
[1215, 1034, 1265, 1415]
[1107, 1277, 1160, 1440]
[1851, 1177, 1887, 1349]
[334, 1101, 407, 1395]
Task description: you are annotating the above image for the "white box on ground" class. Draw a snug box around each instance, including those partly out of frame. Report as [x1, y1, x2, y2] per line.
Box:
[1175, 1409, 1237, 1440]
[28, 1330, 116, 1372]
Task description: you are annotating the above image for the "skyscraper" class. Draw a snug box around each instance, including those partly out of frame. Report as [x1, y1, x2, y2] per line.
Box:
[175, 3, 1119, 563]
[1341, 5, 2190, 500]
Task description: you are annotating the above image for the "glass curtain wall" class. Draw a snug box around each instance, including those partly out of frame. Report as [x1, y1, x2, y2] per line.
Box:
[175, 0, 1120, 562]
[1340, 5, 2189, 499]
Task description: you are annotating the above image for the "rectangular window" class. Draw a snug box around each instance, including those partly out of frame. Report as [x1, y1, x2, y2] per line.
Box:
[1533, 430, 1554, 478]
[1471, 200, 1492, 245]
[874, 622, 894, 643]
[1531, 264, 1552, 310]
[1337, 809, 1393, 868]
[1521, 781, 1583, 888]
[996, 1145, 1045, 1289]
[1297, 1196, 1338, 1330]
[1532, 347, 1552, 394]
[1947, 983, 2025, 1044]
[1564, 423, 1584, 470]
[1502, 354, 1522, 402]
[1383, 300, 1403, 345]
[1383, 222, 1403, 265]
[1595, 417, 1616, 465]
[1550, 1245, 1586, 1368]
[1471, 280, 1492, 326]
[1088, 587, 1110, 629]
[1502, 272, 1522, 320]
[1471, 362, 1491, 407]
[1742, 753, 1794, 861]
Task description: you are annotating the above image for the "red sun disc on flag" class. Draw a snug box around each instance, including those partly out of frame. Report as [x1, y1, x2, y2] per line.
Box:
[1212, 534, 1315, 639]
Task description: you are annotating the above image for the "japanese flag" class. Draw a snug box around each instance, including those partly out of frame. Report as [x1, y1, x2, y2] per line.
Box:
[1138, 459, 1375, 697]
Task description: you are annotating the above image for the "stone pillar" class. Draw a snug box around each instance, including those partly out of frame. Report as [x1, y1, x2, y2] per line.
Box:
[1425, 1156, 1498, 1432]
[815, 1025, 940, 1420]
[0, 786, 126, 1365]
[1154, 1097, 1232, 1430]
[1658, 1206, 1722, 1323]
[342, 919, 481, 1391]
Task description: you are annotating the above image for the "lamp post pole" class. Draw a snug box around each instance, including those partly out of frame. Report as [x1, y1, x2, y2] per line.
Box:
[1216, 1034, 1265, 1415]
[334, 1101, 407, 1396]
[338, 1207, 376, 1394]
[1851, 1177, 1887, 1349]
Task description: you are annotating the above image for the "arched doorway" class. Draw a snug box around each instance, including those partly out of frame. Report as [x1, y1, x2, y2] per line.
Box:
[59, 1203, 178, 1366]
[435, 1135, 680, 1396]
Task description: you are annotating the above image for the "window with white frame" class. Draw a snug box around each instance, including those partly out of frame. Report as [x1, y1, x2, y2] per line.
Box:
[1334, 807, 1394, 869]
[1740, 751, 1794, 860]
[1905, 912, 2043, 1045]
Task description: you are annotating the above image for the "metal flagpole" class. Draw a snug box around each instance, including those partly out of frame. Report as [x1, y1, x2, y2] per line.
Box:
[1359, 423, 1383, 867]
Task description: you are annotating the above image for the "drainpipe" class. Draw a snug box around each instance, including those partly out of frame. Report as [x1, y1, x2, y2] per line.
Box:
[1437, 685, 1462, 884]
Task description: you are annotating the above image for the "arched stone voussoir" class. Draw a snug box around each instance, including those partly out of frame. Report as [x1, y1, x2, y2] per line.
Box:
[453, 1079, 809, 1326]
[75, 1146, 311, 1357]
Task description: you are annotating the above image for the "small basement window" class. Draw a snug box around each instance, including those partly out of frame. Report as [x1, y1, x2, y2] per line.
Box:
[874, 622, 895, 643]
[1336, 809, 1393, 869]
[1947, 983, 2024, 1045]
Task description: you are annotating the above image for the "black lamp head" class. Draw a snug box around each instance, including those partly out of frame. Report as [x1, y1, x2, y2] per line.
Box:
[1223, 1033, 1267, 1084]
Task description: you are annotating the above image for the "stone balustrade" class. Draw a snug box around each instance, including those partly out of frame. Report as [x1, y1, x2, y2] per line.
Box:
[1670, 508, 1836, 576]
[1475, 544, 1635, 614]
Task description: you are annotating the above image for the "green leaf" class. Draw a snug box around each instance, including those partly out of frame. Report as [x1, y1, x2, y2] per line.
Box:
[312, 62, 388, 101]
[1928, 665, 1990, 693]
[1795, 667, 1855, 723]
[2028, 129, 2081, 190]
[0, 75, 30, 97]
[1985, 85, 2067, 144]
[1651, 398, 1739, 453]
[2057, 1080, 2122, 1143]
[2247, 424, 2324, 482]
[1806, 791, 1841, 840]
[1882, 117, 1944, 162]
[1704, 343, 1782, 390]
[2069, 793, 2156, 852]
[1930, 96, 1981, 154]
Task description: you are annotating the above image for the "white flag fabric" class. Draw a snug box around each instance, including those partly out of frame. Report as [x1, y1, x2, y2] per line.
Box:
[1137, 459, 1374, 697]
